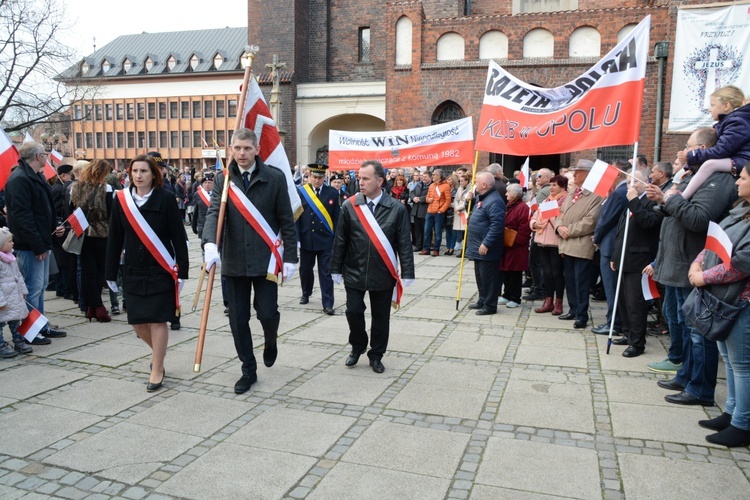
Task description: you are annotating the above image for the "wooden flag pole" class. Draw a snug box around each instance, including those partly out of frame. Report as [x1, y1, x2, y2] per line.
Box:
[456, 151, 480, 310]
[191, 262, 206, 312]
[194, 45, 259, 372]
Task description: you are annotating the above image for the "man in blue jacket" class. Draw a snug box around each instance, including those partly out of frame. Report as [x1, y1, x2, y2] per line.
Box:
[465, 172, 506, 316]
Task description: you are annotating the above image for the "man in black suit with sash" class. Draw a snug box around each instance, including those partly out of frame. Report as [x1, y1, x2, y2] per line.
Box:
[297, 163, 340, 315]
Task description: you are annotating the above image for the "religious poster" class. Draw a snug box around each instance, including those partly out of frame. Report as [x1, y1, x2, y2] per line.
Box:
[668, 3, 750, 132]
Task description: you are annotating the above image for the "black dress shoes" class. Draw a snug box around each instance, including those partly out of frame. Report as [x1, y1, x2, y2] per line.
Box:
[345, 351, 363, 367]
[573, 320, 587, 329]
[611, 337, 629, 346]
[323, 307, 335, 316]
[622, 346, 644, 357]
[665, 391, 713, 406]
[299, 296, 309, 304]
[468, 302, 484, 310]
[657, 379, 685, 391]
[558, 312, 575, 320]
[147, 370, 165, 392]
[234, 375, 257, 394]
[263, 342, 278, 367]
[370, 358, 385, 373]
[475, 308, 496, 316]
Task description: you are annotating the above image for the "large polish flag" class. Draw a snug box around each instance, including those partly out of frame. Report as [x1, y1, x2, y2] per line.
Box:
[0, 127, 21, 191]
[539, 199, 561, 220]
[476, 16, 650, 156]
[241, 76, 302, 217]
[65, 207, 90, 237]
[705, 221, 733, 268]
[582, 160, 619, 197]
[18, 307, 47, 342]
[328, 117, 474, 170]
[641, 274, 661, 300]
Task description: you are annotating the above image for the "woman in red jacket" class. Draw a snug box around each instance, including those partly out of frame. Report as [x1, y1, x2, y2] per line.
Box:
[499, 184, 532, 307]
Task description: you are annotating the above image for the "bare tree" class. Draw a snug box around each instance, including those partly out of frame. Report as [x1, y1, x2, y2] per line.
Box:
[0, 0, 97, 132]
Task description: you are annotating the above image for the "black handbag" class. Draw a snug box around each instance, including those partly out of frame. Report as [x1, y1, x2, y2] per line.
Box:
[682, 287, 746, 342]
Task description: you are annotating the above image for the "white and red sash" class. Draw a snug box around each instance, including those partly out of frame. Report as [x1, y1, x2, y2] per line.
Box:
[197, 186, 211, 207]
[227, 181, 284, 282]
[117, 188, 181, 314]
[351, 201, 403, 308]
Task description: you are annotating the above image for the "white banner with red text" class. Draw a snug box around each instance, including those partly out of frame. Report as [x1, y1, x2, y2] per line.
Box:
[328, 118, 474, 170]
[475, 16, 650, 156]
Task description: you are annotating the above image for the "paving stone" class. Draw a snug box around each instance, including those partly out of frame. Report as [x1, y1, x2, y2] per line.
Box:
[610, 402, 716, 446]
[40, 378, 152, 417]
[289, 372, 392, 406]
[0, 366, 87, 400]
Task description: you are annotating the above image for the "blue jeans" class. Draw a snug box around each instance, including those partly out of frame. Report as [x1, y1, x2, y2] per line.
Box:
[718, 304, 750, 430]
[16, 250, 51, 333]
[662, 286, 687, 364]
[673, 286, 719, 401]
[423, 213, 445, 252]
[445, 226, 457, 251]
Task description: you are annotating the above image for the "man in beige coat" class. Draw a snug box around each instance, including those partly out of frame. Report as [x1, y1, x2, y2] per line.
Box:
[554, 160, 603, 328]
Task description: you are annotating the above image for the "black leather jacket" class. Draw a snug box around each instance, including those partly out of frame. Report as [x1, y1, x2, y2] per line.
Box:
[330, 191, 415, 291]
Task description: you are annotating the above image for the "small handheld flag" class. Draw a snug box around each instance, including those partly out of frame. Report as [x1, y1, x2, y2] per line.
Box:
[705, 221, 733, 268]
[43, 161, 57, 181]
[19, 307, 48, 342]
[582, 160, 619, 197]
[66, 207, 90, 237]
[641, 274, 660, 300]
[50, 149, 64, 166]
[539, 200, 561, 220]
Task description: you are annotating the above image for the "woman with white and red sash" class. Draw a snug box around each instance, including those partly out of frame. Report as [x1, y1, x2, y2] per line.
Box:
[105, 155, 189, 392]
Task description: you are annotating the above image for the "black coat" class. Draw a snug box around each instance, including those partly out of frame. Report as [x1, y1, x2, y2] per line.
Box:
[191, 189, 211, 238]
[465, 189, 506, 262]
[296, 183, 340, 251]
[409, 181, 430, 219]
[330, 192, 415, 291]
[5, 159, 56, 255]
[611, 195, 662, 273]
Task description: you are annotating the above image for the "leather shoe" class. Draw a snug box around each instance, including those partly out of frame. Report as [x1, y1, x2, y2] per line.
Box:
[573, 320, 587, 329]
[467, 302, 484, 310]
[611, 337, 629, 345]
[522, 292, 545, 301]
[657, 379, 685, 391]
[475, 308, 496, 316]
[419, 250, 430, 255]
[263, 342, 278, 367]
[234, 375, 257, 394]
[299, 296, 309, 304]
[665, 391, 714, 406]
[147, 369, 166, 392]
[558, 312, 575, 320]
[370, 358, 385, 373]
[622, 346, 644, 357]
[591, 323, 622, 335]
[323, 307, 335, 316]
[345, 351, 363, 367]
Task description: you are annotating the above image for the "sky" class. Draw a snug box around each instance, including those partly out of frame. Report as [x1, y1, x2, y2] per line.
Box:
[60, 0, 248, 59]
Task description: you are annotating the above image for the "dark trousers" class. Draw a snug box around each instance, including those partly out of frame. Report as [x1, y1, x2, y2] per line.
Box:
[225, 276, 280, 378]
[539, 245, 564, 299]
[501, 270, 523, 304]
[564, 255, 593, 323]
[345, 287, 392, 360]
[474, 259, 500, 312]
[619, 272, 648, 349]
[80, 237, 107, 308]
[529, 240, 544, 294]
[299, 247, 334, 308]
[414, 216, 425, 249]
[600, 253, 622, 329]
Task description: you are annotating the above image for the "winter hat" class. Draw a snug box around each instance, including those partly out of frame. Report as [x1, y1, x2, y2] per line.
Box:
[0, 227, 13, 248]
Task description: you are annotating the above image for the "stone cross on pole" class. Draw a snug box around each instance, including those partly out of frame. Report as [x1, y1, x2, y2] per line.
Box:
[695, 47, 734, 108]
[266, 54, 286, 131]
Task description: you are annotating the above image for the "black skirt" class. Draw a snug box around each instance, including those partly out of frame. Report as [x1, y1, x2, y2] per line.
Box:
[121, 265, 177, 325]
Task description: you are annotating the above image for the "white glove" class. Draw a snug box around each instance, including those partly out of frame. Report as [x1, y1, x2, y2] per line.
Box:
[107, 281, 119, 293]
[332, 274, 342, 284]
[204, 243, 220, 270]
[178, 279, 184, 292]
[283, 263, 296, 282]
[403, 279, 415, 287]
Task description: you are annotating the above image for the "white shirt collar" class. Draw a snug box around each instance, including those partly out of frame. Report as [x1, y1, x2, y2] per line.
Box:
[239, 161, 256, 177]
[366, 190, 384, 208]
[131, 187, 154, 207]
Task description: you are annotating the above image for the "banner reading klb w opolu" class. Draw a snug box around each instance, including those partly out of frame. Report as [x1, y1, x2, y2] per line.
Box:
[328, 117, 474, 170]
[475, 16, 650, 156]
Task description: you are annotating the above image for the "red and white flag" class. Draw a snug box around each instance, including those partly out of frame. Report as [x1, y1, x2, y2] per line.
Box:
[23, 131, 33, 143]
[527, 198, 538, 212]
[0, 127, 21, 191]
[641, 274, 661, 300]
[50, 149, 64, 166]
[241, 76, 302, 217]
[582, 160, 619, 197]
[43, 161, 57, 180]
[539, 199, 561, 220]
[66, 207, 90, 237]
[518, 157, 530, 189]
[18, 307, 47, 342]
[705, 221, 733, 268]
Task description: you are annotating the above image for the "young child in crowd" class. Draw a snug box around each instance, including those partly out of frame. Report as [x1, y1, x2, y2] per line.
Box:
[0, 227, 32, 358]
[677, 85, 750, 200]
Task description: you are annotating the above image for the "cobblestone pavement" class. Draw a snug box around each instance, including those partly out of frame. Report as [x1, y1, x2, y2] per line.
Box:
[1, 232, 750, 499]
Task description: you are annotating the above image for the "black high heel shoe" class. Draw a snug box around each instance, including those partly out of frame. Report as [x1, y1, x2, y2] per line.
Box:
[146, 369, 165, 392]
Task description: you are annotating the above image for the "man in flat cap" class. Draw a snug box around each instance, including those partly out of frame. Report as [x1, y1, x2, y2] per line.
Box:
[297, 163, 340, 315]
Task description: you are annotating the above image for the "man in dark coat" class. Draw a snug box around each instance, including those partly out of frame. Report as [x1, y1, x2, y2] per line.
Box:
[409, 169, 430, 250]
[297, 163, 340, 315]
[465, 172, 506, 316]
[330, 160, 415, 374]
[190, 173, 213, 240]
[610, 170, 662, 357]
[50, 163, 74, 299]
[5, 142, 67, 344]
[202, 129, 297, 394]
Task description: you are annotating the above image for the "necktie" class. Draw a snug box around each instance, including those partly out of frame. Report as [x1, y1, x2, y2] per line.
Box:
[242, 171, 250, 190]
[367, 201, 375, 214]
[315, 188, 320, 197]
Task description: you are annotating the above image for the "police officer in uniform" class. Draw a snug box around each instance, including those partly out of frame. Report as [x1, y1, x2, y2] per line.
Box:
[331, 172, 349, 206]
[297, 163, 340, 315]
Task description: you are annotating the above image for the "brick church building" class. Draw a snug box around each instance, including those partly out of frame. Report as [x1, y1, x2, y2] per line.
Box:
[252, 0, 716, 173]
